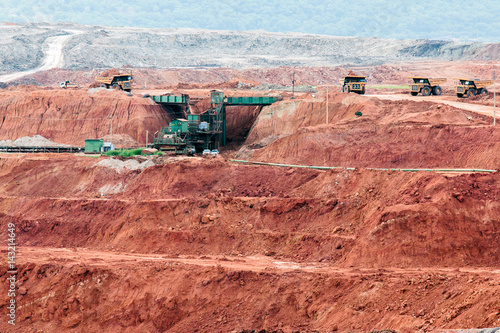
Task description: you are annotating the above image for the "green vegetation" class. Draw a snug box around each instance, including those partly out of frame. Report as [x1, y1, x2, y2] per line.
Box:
[355, 111, 363, 117]
[103, 148, 164, 157]
[104, 148, 146, 157]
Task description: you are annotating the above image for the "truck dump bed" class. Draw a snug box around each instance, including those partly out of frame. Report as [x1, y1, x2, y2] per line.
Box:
[455, 78, 494, 88]
[428, 78, 447, 85]
[409, 77, 446, 86]
[95, 77, 114, 85]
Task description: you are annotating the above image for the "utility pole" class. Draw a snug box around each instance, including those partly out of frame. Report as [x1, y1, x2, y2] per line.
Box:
[108, 114, 113, 145]
[326, 86, 329, 125]
[291, 72, 296, 99]
[146, 130, 149, 147]
[494, 70, 496, 126]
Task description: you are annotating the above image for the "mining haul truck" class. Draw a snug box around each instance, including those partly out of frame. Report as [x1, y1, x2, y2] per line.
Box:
[409, 77, 446, 96]
[95, 74, 133, 92]
[340, 76, 366, 94]
[455, 78, 493, 98]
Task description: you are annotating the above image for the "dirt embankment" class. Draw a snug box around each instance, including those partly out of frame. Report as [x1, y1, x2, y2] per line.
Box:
[0, 87, 272, 147]
[0, 155, 499, 332]
[3, 250, 500, 333]
[238, 92, 500, 169]
[0, 88, 170, 146]
[0, 155, 499, 268]
[1, 80, 500, 332]
[5, 60, 499, 91]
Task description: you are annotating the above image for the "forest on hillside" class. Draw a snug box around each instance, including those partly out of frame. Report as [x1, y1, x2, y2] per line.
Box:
[2, 0, 499, 42]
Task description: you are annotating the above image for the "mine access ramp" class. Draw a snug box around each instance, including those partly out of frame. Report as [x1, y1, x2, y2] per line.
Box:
[150, 91, 281, 154]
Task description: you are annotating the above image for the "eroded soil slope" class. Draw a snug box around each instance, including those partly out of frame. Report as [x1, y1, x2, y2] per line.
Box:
[0, 88, 169, 146]
[0, 87, 266, 147]
[239, 92, 500, 169]
[1, 81, 500, 332]
[0, 154, 499, 332]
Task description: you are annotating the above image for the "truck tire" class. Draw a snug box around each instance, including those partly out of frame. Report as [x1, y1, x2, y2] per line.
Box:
[100, 84, 107, 88]
[432, 86, 442, 95]
[466, 88, 476, 97]
[112, 83, 120, 90]
[341, 85, 346, 93]
[422, 86, 431, 96]
[411, 92, 418, 96]
[479, 88, 489, 95]
[346, 86, 351, 93]
[360, 87, 365, 95]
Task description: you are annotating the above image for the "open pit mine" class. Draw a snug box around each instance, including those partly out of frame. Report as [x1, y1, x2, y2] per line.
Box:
[0, 22, 499, 333]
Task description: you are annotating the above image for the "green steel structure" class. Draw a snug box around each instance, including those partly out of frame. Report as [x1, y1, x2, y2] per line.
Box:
[152, 94, 191, 119]
[84, 139, 103, 154]
[151, 91, 281, 154]
[152, 94, 190, 104]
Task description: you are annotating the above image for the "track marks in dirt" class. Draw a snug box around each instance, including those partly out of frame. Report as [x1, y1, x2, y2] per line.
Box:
[369, 94, 499, 120]
[9, 247, 500, 277]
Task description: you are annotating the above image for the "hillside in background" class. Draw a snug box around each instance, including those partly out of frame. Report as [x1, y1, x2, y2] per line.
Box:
[1, 0, 499, 41]
[0, 22, 499, 74]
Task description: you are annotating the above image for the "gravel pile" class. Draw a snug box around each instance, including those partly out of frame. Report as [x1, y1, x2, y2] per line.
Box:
[0, 135, 70, 147]
[94, 158, 155, 173]
[98, 182, 125, 196]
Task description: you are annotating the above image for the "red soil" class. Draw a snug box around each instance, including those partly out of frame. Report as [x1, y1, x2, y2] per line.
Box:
[1, 67, 500, 332]
[239, 92, 500, 169]
[0, 154, 499, 332]
[10, 61, 498, 91]
[0, 89, 169, 147]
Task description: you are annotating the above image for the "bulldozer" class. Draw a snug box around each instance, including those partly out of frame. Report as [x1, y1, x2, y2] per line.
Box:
[409, 77, 446, 96]
[340, 75, 366, 94]
[455, 78, 493, 98]
[95, 74, 133, 92]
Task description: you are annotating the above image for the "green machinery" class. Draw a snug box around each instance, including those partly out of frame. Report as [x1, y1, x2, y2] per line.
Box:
[84, 139, 103, 154]
[152, 91, 281, 154]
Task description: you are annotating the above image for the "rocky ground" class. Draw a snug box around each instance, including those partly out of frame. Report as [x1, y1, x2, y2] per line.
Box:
[0, 74, 499, 332]
[0, 25, 499, 330]
[0, 22, 499, 74]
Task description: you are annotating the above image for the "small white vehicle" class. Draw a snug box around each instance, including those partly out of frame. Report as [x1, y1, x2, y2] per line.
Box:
[210, 149, 219, 155]
[202, 149, 211, 155]
[60, 80, 78, 88]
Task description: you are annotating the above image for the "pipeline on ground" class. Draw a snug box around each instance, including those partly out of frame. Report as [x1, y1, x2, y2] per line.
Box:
[230, 159, 497, 173]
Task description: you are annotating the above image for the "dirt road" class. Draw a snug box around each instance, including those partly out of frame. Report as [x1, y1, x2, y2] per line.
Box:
[9, 247, 500, 279]
[0, 30, 83, 83]
[368, 93, 499, 120]
[5, 245, 500, 332]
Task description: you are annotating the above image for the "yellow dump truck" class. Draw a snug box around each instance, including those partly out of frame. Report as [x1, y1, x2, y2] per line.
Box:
[340, 76, 366, 94]
[409, 77, 446, 96]
[455, 78, 493, 98]
[95, 74, 133, 92]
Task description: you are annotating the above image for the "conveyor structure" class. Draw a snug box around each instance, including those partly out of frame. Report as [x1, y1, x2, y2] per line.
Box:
[151, 91, 281, 154]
